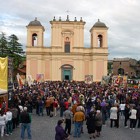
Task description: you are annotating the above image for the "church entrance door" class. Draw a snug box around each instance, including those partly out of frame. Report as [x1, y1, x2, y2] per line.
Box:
[61, 64, 73, 81]
[63, 69, 71, 80]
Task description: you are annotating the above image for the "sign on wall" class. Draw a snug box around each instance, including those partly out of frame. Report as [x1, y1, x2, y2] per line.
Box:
[85, 75, 93, 84]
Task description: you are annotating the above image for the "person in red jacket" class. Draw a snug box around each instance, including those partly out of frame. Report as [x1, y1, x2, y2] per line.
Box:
[53, 99, 59, 116]
[64, 99, 69, 111]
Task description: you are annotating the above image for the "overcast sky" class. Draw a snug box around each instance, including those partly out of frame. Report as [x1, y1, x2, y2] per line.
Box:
[0, 0, 140, 60]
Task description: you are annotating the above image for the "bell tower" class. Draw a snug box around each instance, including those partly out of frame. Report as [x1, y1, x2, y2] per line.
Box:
[90, 19, 108, 48]
[90, 19, 109, 81]
[26, 17, 45, 47]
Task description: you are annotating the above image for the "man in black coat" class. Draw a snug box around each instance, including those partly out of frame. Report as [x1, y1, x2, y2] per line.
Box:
[20, 107, 32, 140]
[124, 103, 130, 128]
[86, 111, 96, 139]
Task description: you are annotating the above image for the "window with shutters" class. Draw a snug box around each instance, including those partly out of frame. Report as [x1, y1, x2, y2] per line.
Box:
[65, 42, 70, 53]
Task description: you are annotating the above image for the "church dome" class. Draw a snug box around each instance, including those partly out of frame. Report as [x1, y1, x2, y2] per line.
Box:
[28, 18, 42, 26]
[93, 19, 107, 28]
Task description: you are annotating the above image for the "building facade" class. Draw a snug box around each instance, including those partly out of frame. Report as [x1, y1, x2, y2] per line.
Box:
[26, 16, 108, 81]
[112, 58, 140, 78]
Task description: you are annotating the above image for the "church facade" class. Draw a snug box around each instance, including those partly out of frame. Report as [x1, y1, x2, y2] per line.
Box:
[26, 16, 108, 82]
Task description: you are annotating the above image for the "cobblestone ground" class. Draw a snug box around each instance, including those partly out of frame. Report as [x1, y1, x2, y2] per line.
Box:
[3, 110, 140, 140]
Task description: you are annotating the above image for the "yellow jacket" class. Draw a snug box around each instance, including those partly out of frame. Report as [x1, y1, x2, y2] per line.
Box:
[74, 111, 85, 122]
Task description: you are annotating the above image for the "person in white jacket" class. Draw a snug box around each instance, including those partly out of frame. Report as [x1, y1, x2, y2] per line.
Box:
[6, 108, 13, 135]
[0, 109, 6, 137]
[129, 106, 137, 130]
[110, 104, 118, 128]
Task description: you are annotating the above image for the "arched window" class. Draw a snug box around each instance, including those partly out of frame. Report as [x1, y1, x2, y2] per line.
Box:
[98, 34, 103, 47]
[32, 33, 38, 46]
[118, 68, 124, 75]
[64, 37, 70, 53]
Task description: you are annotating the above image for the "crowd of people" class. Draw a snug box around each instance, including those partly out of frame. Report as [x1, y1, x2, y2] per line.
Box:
[0, 80, 140, 139]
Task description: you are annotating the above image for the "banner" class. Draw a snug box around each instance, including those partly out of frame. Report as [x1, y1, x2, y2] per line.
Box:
[26, 75, 33, 86]
[0, 57, 8, 94]
[16, 73, 25, 88]
[36, 74, 44, 82]
[112, 75, 127, 87]
[8, 58, 14, 100]
[101, 76, 110, 85]
[122, 76, 127, 87]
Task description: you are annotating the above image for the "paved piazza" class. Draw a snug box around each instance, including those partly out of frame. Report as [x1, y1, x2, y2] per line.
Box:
[3, 111, 140, 140]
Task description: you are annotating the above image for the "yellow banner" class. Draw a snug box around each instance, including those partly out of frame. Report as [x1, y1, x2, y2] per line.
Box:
[0, 57, 8, 90]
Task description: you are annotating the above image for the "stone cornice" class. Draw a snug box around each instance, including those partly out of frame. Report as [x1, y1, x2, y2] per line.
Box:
[26, 26, 45, 31]
[26, 51, 108, 56]
[50, 21, 86, 25]
[27, 46, 108, 49]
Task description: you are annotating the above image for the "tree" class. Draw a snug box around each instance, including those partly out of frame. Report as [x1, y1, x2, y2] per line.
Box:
[8, 34, 25, 69]
[0, 33, 25, 69]
[8, 34, 24, 55]
[108, 61, 113, 75]
[0, 32, 9, 57]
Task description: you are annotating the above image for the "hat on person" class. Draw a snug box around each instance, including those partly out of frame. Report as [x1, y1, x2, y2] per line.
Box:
[19, 105, 23, 112]
[23, 107, 27, 111]
[96, 110, 101, 113]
